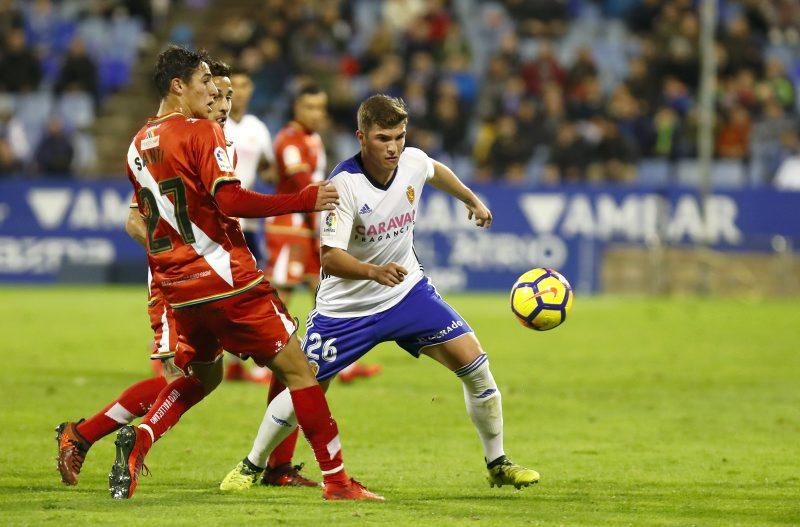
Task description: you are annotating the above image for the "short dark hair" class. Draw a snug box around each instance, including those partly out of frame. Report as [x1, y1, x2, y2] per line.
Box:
[153, 45, 208, 97]
[208, 58, 231, 78]
[292, 82, 324, 106]
[357, 94, 408, 132]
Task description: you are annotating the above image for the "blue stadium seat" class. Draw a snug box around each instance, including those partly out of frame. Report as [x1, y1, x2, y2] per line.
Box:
[675, 159, 746, 188]
[71, 131, 98, 173]
[711, 160, 746, 188]
[15, 91, 54, 148]
[99, 57, 132, 96]
[637, 158, 670, 187]
[56, 92, 95, 130]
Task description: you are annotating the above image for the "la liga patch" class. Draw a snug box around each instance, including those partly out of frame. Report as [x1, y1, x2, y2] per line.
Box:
[214, 146, 233, 172]
[322, 211, 337, 234]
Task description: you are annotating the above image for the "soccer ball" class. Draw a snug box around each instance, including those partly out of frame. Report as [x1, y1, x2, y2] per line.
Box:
[510, 268, 573, 331]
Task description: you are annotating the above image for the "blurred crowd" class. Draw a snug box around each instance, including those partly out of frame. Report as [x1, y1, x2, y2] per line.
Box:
[0, 0, 157, 177]
[2, 0, 800, 188]
[204, 0, 800, 187]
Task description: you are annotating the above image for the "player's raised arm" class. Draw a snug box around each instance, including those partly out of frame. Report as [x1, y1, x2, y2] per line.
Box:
[428, 160, 492, 228]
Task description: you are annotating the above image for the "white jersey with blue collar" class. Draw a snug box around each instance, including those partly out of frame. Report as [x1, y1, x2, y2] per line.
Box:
[316, 147, 434, 317]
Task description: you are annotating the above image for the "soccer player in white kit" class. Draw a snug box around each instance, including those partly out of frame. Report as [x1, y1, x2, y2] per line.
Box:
[225, 66, 275, 264]
[220, 95, 539, 492]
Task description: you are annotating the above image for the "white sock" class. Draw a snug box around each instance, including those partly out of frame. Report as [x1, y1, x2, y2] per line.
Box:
[246, 388, 298, 469]
[457, 354, 505, 463]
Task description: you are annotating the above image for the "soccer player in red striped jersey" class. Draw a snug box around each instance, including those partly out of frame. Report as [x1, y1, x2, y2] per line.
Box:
[55, 58, 313, 489]
[62, 46, 381, 501]
[54, 59, 235, 487]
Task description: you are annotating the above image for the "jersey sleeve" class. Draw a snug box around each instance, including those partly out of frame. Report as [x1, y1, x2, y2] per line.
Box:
[415, 147, 435, 180]
[278, 136, 314, 187]
[319, 175, 354, 250]
[191, 120, 239, 195]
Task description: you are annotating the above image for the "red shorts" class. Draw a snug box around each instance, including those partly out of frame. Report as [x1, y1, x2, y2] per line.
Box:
[172, 281, 297, 371]
[148, 295, 178, 360]
[264, 213, 320, 287]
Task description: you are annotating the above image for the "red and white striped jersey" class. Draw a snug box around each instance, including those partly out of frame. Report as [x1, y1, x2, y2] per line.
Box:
[126, 112, 262, 308]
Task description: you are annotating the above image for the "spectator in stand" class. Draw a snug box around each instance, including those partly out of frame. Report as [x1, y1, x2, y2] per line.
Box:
[566, 47, 598, 97]
[433, 93, 469, 157]
[515, 98, 549, 154]
[486, 115, 532, 183]
[543, 123, 592, 184]
[505, 0, 568, 38]
[722, 15, 764, 75]
[54, 37, 98, 105]
[588, 116, 638, 183]
[716, 105, 752, 159]
[626, 0, 662, 35]
[34, 116, 73, 176]
[520, 41, 565, 97]
[760, 57, 795, 111]
[0, 95, 30, 175]
[0, 28, 41, 92]
[568, 75, 605, 121]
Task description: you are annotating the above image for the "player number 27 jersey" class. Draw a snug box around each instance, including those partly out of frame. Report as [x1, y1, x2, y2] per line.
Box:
[125, 112, 262, 308]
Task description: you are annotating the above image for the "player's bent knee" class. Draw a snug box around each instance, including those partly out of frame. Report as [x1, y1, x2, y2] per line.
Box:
[422, 332, 485, 372]
[187, 355, 224, 395]
[268, 336, 317, 390]
[161, 358, 184, 383]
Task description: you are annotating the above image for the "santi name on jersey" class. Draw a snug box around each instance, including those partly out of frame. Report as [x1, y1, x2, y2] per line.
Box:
[134, 148, 163, 170]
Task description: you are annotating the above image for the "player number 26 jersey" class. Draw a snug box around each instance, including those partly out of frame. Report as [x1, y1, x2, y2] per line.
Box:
[316, 147, 434, 317]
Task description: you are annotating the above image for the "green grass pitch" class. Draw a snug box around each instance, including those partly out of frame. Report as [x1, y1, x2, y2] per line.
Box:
[0, 286, 798, 526]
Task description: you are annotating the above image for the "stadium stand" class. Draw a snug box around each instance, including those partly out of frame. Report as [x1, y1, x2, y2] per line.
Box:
[2, 0, 799, 187]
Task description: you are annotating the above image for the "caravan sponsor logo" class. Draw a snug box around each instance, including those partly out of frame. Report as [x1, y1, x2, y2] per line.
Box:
[355, 211, 417, 237]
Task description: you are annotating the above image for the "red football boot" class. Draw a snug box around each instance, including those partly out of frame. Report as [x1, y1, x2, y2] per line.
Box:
[323, 478, 385, 501]
[55, 421, 91, 485]
[261, 462, 319, 487]
[109, 426, 150, 499]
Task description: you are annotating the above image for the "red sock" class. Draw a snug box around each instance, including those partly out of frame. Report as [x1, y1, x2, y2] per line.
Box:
[267, 377, 299, 468]
[137, 376, 205, 447]
[290, 384, 347, 485]
[77, 376, 168, 444]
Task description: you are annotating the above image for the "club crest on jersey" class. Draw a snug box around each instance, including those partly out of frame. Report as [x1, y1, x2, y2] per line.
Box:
[322, 211, 337, 234]
[406, 185, 415, 204]
[214, 146, 233, 172]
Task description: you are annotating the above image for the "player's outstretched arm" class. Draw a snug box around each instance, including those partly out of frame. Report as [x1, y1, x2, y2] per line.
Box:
[215, 181, 339, 218]
[320, 246, 407, 286]
[428, 160, 492, 228]
[125, 208, 147, 247]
